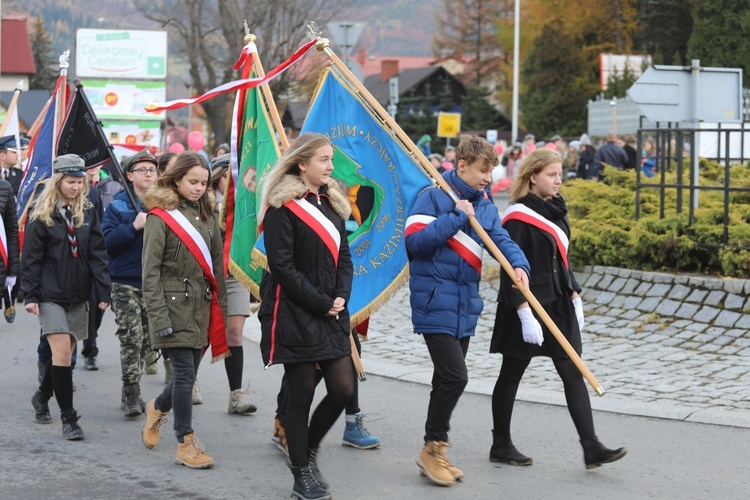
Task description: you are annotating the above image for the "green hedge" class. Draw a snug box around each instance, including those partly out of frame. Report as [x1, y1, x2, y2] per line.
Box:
[562, 160, 750, 278]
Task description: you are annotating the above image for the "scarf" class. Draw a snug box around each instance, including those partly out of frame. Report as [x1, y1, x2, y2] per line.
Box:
[61, 204, 78, 258]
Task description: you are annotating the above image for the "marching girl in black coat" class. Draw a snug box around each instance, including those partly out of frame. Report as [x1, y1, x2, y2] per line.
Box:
[22, 154, 111, 440]
[257, 133, 353, 500]
[489, 148, 626, 469]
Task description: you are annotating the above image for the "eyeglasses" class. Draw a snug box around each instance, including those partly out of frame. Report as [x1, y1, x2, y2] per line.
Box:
[132, 168, 157, 175]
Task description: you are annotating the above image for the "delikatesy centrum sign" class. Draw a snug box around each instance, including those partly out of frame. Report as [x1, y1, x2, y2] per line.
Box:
[76, 29, 167, 79]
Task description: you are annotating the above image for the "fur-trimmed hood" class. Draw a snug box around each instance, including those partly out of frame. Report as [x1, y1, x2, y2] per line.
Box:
[267, 175, 351, 220]
[143, 184, 217, 212]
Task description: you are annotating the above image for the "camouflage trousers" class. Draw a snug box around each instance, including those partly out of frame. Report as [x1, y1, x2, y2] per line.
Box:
[111, 282, 154, 385]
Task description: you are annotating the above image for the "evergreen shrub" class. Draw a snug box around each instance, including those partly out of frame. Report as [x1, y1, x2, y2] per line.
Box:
[562, 161, 750, 277]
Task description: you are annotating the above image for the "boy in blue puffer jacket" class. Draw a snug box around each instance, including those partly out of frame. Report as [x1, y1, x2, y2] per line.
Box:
[406, 135, 530, 487]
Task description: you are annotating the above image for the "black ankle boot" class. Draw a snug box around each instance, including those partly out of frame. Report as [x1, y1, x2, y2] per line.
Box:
[61, 409, 84, 441]
[123, 383, 142, 417]
[489, 430, 533, 466]
[31, 390, 53, 424]
[290, 463, 330, 500]
[307, 447, 329, 489]
[580, 436, 627, 469]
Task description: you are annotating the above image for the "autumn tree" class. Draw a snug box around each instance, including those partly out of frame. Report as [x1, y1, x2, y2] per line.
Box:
[635, 0, 693, 65]
[136, 0, 349, 145]
[28, 16, 58, 90]
[495, 0, 638, 118]
[688, 0, 750, 87]
[432, 0, 507, 86]
[520, 25, 594, 137]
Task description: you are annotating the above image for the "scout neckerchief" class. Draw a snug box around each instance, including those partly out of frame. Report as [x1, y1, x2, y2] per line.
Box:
[503, 203, 570, 269]
[149, 207, 229, 362]
[282, 197, 341, 266]
[404, 214, 484, 274]
[61, 204, 78, 258]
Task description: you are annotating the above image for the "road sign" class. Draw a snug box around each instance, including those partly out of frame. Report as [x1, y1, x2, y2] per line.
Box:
[627, 63, 743, 123]
[327, 21, 366, 59]
[437, 112, 461, 138]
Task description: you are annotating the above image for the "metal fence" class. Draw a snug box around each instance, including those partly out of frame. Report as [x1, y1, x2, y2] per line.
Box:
[635, 119, 750, 250]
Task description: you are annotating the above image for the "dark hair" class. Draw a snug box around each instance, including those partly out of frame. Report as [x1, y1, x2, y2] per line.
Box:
[157, 152, 177, 175]
[154, 152, 213, 220]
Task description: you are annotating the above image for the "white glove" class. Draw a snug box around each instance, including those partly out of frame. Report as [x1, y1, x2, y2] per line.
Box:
[572, 296, 585, 329]
[517, 307, 543, 346]
[5, 275, 16, 290]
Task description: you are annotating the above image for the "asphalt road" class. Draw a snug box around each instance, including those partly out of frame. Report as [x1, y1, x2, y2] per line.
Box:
[1, 308, 749, 499]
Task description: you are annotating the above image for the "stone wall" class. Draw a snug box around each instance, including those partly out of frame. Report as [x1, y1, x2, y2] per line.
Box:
[577, 266, 750, 353]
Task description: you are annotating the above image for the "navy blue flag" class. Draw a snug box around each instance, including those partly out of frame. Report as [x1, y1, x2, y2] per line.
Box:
[16, 93, 57, 221]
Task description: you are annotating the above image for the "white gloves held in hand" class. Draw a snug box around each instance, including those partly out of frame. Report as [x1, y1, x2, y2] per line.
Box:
[517, 307, 543, 346]
[572, 296, 584, 329]
[5, 276, 16, 290]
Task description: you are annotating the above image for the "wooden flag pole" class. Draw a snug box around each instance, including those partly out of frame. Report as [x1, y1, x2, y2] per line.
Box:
[0, 81, 23, 136]
[243, 31, 290, 151]
[309, 26, 604, 396]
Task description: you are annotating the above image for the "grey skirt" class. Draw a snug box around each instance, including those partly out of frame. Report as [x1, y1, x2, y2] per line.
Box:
[38, 301, 89, 341]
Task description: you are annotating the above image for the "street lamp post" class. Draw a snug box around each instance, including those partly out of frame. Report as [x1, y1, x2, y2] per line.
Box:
[511, 0, 520, 146]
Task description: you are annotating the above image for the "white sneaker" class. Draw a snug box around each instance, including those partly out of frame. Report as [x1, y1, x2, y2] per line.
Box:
[192, 381, 203, 405]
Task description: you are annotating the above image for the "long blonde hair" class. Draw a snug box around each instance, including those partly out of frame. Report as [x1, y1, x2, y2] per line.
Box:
[510, 148, 561, 202]
[30, 173, 91, 226]
[257, 132, 332, 223]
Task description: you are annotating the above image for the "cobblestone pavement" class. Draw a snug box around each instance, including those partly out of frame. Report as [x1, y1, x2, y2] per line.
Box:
[360, 258, 750, 429]
[246, 190, 750, 428]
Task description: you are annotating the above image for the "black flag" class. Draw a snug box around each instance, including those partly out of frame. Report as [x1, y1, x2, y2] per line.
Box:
[56, 84, 122, 183]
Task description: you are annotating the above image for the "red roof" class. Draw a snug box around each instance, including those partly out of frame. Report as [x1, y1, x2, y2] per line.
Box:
[356, 55, 436, 77]
[1, 16, 36, 74]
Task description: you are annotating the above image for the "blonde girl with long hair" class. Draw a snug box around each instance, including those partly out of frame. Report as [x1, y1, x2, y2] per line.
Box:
[22, 154, 111, 441]
[257, 132, 353, 500]
[489, 148, 626, 469]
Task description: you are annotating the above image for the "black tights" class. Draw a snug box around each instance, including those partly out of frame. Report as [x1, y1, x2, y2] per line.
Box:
[284, 356, 354, 466]
[491, 356, 595, 440]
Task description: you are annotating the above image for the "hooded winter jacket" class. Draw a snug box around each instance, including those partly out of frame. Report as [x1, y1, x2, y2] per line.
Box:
[406, 169, 530, 338]
[258, 175, 353, 366]
[141, 185, 227, 350]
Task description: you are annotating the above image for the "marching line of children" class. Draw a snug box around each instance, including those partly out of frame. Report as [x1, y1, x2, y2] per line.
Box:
[8, 133, 626, 499]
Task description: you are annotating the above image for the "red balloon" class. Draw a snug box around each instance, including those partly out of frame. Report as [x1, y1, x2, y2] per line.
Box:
[169, 142, 185, 154]
[187, 131, 204, 150]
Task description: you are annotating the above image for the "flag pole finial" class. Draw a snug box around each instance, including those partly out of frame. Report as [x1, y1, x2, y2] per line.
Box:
[306, 21, 322, 41]
[243, 20, 255, 44]
[58, 50, 70, 71]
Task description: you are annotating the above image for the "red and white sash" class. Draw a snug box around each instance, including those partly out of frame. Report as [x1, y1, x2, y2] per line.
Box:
[405, 214, 484, 274]
[502, 204, 570, 269]
[283, 198, 341, 266]
[149, 207, 229, 362]
[0, 216, 7, 271]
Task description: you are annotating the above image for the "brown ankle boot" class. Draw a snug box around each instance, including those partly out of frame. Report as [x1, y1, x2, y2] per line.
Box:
[142, 400, 168, 449]
[438, 441, 464, 480]
[176, 433, 214, 469]
[416, 441, 456, 486]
